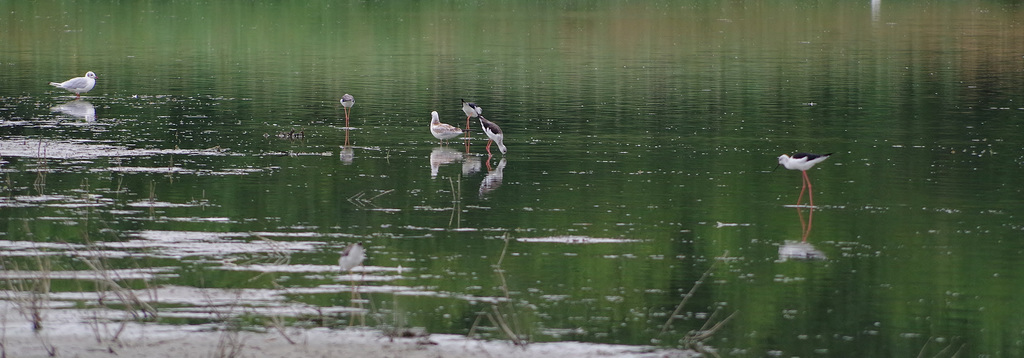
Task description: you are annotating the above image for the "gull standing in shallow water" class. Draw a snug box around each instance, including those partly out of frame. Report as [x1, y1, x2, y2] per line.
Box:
[430, 111, 463, 145]
[461, 99, 482, 131]
[340, 94, 355, 126]
[478, 115, 507, 156]
[49, 71, 97, 99]
[775, 152, 832, 207]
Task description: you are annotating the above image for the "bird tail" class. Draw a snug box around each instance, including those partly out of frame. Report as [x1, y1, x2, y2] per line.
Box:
[48, 82, 61, 87]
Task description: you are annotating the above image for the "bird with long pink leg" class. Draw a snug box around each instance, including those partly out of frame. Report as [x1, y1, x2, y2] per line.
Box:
[340, 94, 355, 127]
[461, 99, 482, 131]
[775, 152, 832, 207]
[478, 115, 506, 156]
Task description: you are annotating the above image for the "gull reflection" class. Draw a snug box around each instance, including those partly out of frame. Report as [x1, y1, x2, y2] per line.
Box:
[479, 158, 507, 198]
[430, 146, 463, 178]
[871, 0, 881, 22]
[778, 205, 825, 261]
[51, 99, 96, 121]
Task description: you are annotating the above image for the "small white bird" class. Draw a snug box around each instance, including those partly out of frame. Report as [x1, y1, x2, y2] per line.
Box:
[49, 71, 97, 99]
[430, 111, 463, 144]
[775, 152, 832, 207]
[340, 94, 355, 125]
[777, 152, 831, 172]
[461, 99, 482, 130]
[338, 242, 365, 273]
[479, 115, 507, 155]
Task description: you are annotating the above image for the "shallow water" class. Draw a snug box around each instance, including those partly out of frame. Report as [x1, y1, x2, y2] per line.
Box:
[2, 1, 1024, 356]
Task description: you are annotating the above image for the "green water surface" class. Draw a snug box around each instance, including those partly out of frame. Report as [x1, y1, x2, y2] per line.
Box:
[2, 1, 1024, 357]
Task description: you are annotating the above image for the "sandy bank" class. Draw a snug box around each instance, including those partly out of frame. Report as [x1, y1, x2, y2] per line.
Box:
[1, 302, 695, 358]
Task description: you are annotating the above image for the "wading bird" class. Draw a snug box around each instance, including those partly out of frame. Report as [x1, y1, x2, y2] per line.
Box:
[479, 115, 507, 156]
[776, 152, 832, 207]
[338, 242, 365, 274]
[340, 94, 355, 126]
[461, 99, 482, 131]
[338, 242, 366, 307]
[49, 71, 97, 99]
[430, 111, 463, 144]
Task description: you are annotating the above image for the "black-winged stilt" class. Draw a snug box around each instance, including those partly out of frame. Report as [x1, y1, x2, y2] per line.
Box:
[478, 115, 507, 156]
[776, 152, 832, 207]
[338, 242, 365, 274]
[461, 99, 482, 131]
[340, 94, 355, 125]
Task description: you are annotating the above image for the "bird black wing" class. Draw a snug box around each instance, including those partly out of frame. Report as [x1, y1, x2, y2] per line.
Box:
[792, 152, 833, 160]
[479, 117, 502, 135]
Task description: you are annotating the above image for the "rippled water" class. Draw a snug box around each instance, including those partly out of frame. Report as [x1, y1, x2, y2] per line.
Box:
[2, 1, 1024, 356]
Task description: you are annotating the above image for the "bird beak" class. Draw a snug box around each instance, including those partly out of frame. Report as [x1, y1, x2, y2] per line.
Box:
[772, 164, 780, 172]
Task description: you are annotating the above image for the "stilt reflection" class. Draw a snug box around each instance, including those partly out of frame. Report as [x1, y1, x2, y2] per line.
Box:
[339, 145, 354, 165]
[479, 158, 507, 198]
[778, 205, 826, 261]
[339, 127, 354, 165]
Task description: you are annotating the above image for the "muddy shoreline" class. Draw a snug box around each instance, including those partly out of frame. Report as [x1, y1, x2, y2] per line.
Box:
[0, 302, 695, 358]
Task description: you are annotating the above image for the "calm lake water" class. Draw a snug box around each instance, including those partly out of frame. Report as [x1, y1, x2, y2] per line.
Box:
[2, 0, 1024, 356]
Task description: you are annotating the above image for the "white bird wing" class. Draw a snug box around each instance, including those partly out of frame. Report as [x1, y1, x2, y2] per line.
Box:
[60, 77, 91, 89]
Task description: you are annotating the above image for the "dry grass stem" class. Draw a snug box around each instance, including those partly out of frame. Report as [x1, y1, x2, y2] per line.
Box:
[1, 255, 57, 356]
[473, 234, 529, 347]
[205, 291, 247, 358]
[267, 315, 297, 345]
[78, 256, 157, 320]
[918, 337, 964, 358]
[348, 189, 394, 208]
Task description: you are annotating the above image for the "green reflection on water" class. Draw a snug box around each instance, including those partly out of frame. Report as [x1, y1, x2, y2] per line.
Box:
[2, 0, 1024, 356]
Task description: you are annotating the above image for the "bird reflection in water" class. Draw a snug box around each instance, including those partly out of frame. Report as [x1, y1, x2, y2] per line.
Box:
[339, 145, 355, 165]
[462, 155, 482, 177]
[430, 146, 463, 179]
[51, 99, 96, 122]
[778, 205, 826, 261]
[339, 123, 355, 164]
[479, 158, 507, 198]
